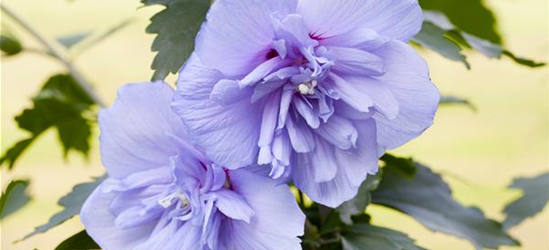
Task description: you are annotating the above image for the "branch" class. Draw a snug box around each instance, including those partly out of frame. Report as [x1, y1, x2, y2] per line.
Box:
[1, 3, 106, 108]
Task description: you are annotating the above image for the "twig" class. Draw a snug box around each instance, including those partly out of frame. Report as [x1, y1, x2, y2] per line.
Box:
[1, 3, 106, 108]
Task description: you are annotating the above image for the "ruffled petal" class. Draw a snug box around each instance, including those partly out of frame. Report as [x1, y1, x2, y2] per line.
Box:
[173, 55, 263, 169]
[330, 47, 384, 76]
[220, 169, 304, 250]
[297, 0, 423, 41]
[81, 185, 156, 250]
[195, 0, 298, 76]
[215, 189, 255, 223]
[99, 82, 188, 179]
[315, 115, 358, 150]
[371, 40, 439, 150]
[293, 119, 378, 207]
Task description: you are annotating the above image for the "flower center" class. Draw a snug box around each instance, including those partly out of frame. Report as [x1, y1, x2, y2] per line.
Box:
[158, 191, 190, 208]
[297, 80, 318, 95]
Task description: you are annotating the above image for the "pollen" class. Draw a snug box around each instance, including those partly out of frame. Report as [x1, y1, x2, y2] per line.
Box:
[158, 192, 189, 208]
[297, 80, 318, 95]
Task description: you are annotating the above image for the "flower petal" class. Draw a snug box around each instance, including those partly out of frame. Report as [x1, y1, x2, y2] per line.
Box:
[285, 115, 315, 153]
[220, 169, 304, 250]
[330, 47, 384, 76]
[99, 82, 188, 179]
[81, 185, 156, 250]
[173, 55, 263, 169]
[211, 79, 253, 106]
[371, 40, 440, 150]
[195, 0, 297, 76]
[216, 189, 255, 223]
[293, 119, 378, 207]
[315, 115, 358, 150]
[297, 0, 423, 41]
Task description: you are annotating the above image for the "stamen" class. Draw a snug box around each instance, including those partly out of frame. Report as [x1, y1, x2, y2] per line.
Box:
[297, 80, 318, 95]
[158, 192, 189, 208]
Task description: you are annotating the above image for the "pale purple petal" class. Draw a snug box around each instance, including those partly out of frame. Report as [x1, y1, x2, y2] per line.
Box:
[297, 0, 423, 41]
[172, 55, 263, 169]
[81, 186, 155, 249]
[371, 40, 440, 150]
[99, 82, 188, 179]
[195, 0, 298, 76]
[215, 189, 255, 223]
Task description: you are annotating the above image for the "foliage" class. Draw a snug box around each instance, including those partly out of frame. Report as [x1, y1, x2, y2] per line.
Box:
[143, 0, 210, 80]
[503, 172, 549, 230]
[23, 176, 105, 239]
[0, 180, 31, 219]
[1, 0, 546, 249]
[0, 74, 96, 169]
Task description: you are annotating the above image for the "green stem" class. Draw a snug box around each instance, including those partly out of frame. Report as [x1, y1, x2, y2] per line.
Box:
[1, 3, 106, 108]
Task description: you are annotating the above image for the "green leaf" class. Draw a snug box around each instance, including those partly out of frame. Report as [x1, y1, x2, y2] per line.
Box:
[144, 0, 210, 80]
[380, 154, 417, 177]
[55, 230, 100, 250]
[0, 34, 23, 56]
[23, 176, 104, 240]
[502, 50, 546, 68]
[342, 224, 425, 250]
[1, 74, 95, 169]
[439, 95, 476, 111]
[0, 138, 36, 169]
[418, 0, 501, 44]
[371, 159, 519, 250]
[503, 172, 549, 230]
[0, 180, 31, 219]
[57, 32, 93, 49]
[421, 11, 545, 68]
[412, 22, 469, 69]
[337, 173, 381, 224]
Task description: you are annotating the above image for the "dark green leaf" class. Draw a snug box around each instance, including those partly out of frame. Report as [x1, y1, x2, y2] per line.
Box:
[57, 32, 93, 49]
[439, 95, 476, 111]
[0, 180, 31, 219]
[342, 224, 425, 250]
[23, 176, 104, 240]
[55, 230, 100, 250]
[412, 22, 469, 69]
[502, 51, 546, 68]
[0, 34, 23, 56]
[503, 172, 549, 230]
[337, 173, 381, 224]
[418, 0, 501, 44]
[1, 74, 95, 169]
[372, 159, 519, 250]
[0, 138, 35, 169]
[145, 0, 210, 80]
[380, 154, 417, 177]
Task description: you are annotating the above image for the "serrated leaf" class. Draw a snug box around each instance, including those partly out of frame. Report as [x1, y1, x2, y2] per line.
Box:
[503, 172, 549, 230]
[57, 32, 93, 49]
[342, 224, 426, 250]
[1, 74, 96, 169]
[55, 230, 100, 250]
[337, 173, 381, 224]
[23, 176, 104, 240]
[145, 0, 210, 80]
[413, 22, 470, 69]
[0, 34, 23, 56]
[440, 95, 476, 111]
[419, 0, 501, 44]
[0, 180, 31, 219]
[371, 159, 519, 250]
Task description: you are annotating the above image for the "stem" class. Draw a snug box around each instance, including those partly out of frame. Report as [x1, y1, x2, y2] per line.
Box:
[1, 3, 106, 108]
[298, 190, 306, 208]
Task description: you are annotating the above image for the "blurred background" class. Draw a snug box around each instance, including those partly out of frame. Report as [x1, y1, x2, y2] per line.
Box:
[1, 0, 547, 249]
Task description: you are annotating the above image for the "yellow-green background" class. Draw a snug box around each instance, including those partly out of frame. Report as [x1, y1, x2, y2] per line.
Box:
[1, 0, 547, 249]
